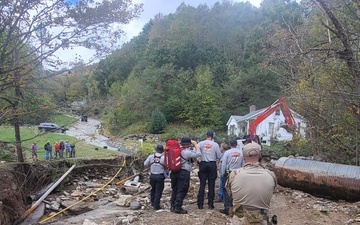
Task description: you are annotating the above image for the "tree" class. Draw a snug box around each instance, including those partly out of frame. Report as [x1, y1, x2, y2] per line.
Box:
[149, 109, 167, 134]
[0, 0, 142, 162]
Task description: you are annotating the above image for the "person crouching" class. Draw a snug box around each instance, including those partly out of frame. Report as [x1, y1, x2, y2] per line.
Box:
[144, 144, 166, 210]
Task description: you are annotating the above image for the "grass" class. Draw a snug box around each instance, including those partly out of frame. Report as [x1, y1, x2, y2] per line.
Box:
[0, 114, 120, 162]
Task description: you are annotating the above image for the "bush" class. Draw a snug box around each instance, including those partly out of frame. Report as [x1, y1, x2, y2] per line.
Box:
[149, 109, 167, 134]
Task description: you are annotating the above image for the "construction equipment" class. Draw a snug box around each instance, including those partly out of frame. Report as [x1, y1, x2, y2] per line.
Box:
[248, 97, 297, 140]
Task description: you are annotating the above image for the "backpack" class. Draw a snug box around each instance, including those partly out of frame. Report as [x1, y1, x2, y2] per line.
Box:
[164, 139, 182, 172]
[150, 154, 164, 166]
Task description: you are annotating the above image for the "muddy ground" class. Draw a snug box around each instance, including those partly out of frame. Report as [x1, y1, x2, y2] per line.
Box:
[1, 157, 358, 225]
[1, 118, 359, 225]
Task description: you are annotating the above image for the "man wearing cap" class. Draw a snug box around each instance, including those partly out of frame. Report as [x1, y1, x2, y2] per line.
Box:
[220, 138, 244, 215]
[170, 136, 201, 214]
[144, 145, 166, 210]
[226, 142, 277, 225]
[197, 130, 223, 209]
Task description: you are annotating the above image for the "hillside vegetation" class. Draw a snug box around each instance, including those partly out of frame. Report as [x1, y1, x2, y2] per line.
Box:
[1, 0, 359, 164]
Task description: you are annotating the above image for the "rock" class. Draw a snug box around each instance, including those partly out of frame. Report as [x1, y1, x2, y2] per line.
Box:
[71, 190, 83, 197]
[129, 201, 141, 210]
[61, 200, 92, 215]
[115, 195, 133, 207]
[50, 201, 60, 211]
[127, 215, 138, 223]
[83, 219, 98, 225]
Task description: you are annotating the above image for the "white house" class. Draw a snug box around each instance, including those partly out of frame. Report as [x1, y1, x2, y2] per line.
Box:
[226, 104, 306, 146]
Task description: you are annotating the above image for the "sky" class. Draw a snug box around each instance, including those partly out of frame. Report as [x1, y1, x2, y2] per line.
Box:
[55, 0, 262, 66]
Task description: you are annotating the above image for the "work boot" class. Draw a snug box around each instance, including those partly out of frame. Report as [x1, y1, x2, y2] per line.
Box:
[220, 209, 229, 215]
[198, 205, 203, 209]
[170, 204, 175, 212]
[208, 204, 214, 210]
[174, 207, 187, 214]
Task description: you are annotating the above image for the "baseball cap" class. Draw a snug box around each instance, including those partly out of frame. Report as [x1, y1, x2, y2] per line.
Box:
[240, 135, 252, 144]
[243, 142, 261, 157]
[206, 130, 215, 137]
[229, 138, 237, 146]
[180, 136, 192, 145]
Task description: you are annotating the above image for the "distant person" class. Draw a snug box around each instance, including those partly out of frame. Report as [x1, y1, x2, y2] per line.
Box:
[144, 145, 166, 210]
[226, 142, 277, 224]
[54, 142, 60, 158]
[218, 143, 230, 202]
[220, 138, 244, 215]
[44, 141, 52, 160]
[197, 130, 222, 210]
[65, 140, 71, 157]
[170, 136, 201, 214]
[59, 141, 65, 158]
[30, 142, 38, 161]
[70, 142, 76, 158]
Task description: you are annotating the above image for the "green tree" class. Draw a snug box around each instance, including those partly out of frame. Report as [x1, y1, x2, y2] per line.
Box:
[149, 109, 167, 134]
[0, 0, 142, 162]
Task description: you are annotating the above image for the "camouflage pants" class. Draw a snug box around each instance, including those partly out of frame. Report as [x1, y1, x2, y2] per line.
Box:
[230, 210, 269, 225]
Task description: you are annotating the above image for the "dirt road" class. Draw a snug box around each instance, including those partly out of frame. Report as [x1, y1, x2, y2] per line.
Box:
[65, 118, 132, 155]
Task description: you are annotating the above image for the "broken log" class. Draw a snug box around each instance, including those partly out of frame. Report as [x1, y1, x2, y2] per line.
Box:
[275, 157, 360, 202]
[14, 164, 76, 225]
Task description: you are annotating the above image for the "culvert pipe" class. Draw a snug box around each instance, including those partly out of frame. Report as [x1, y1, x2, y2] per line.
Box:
[274, 157, 360, 202]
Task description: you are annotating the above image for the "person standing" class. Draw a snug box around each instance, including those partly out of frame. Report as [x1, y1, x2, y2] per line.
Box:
[220, 138, 244, 215]
[226, 142, 277, 224]
[144, 145, 166, 210]
[30, 142, 38, 162]
[54, 142, 60, 158]
[44, 141, 52, 161]
[59, 141, 65, 158]
[218, 143, 230, 202]
[170, 136, 201, 214]
[70, 142, 76, 158]
[65, 140, 71, 157]
[197, 130, 222, 209]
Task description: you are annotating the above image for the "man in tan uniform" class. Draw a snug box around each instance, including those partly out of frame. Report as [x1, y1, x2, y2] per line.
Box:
[226, 142, 277, 225]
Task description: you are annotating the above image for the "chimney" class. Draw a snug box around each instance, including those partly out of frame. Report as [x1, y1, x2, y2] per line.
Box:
[249, 105, 256, 112]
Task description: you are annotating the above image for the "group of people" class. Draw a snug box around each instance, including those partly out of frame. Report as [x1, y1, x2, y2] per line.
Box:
[144, 130, 277, 225]
[30, 140, 76, 161]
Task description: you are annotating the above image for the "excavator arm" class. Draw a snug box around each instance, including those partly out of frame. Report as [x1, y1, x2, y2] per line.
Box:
[248, 97, 296, 139]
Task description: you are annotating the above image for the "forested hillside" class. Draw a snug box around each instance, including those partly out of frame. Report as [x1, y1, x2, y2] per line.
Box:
[83, 0, 358, 164]
[93, 1, 290, 131]
[1, 0, 358, 164]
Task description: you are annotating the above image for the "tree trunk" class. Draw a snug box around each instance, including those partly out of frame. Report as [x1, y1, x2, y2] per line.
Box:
[14, 83, 24, 162]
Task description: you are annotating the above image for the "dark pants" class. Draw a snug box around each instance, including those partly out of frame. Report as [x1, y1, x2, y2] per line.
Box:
[197, 161, 217, 207]
[170, 169, 190, 208]
[222, 173, 232, 210]
[150, 173, 165, 208]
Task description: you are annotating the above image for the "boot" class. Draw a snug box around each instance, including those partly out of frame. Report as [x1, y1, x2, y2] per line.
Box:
[170, 204, 175, 212]
[220, 208, 229, 215]
[174, 207, 187, 214]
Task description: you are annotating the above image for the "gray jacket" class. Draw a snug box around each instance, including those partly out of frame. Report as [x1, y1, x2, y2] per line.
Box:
[198, 139, 222, 162]
[220, 147, 244, 176]
[144, 153, 166, 175]
[180, 148, 201, 172]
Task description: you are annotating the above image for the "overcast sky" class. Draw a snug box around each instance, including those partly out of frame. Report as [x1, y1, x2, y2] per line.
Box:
[55, 0, 261, 66]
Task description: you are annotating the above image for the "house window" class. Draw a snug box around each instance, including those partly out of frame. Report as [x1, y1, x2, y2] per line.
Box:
[275, 109, 280, 115]
[269, 122, 275, 137]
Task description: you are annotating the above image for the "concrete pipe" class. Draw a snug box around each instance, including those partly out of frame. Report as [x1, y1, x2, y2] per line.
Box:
[274, 157, 360, 202]
[120, 186, 139, 195]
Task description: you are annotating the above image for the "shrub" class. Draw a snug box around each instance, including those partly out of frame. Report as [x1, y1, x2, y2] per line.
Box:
[149, 109, 167, 134]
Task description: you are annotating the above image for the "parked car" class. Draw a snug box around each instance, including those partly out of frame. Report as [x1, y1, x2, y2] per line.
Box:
[81, 115, 88, 122]
[38, 123, 60, 132]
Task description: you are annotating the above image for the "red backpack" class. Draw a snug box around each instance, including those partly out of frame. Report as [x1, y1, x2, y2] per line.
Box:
[164, 139, 182, 172]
